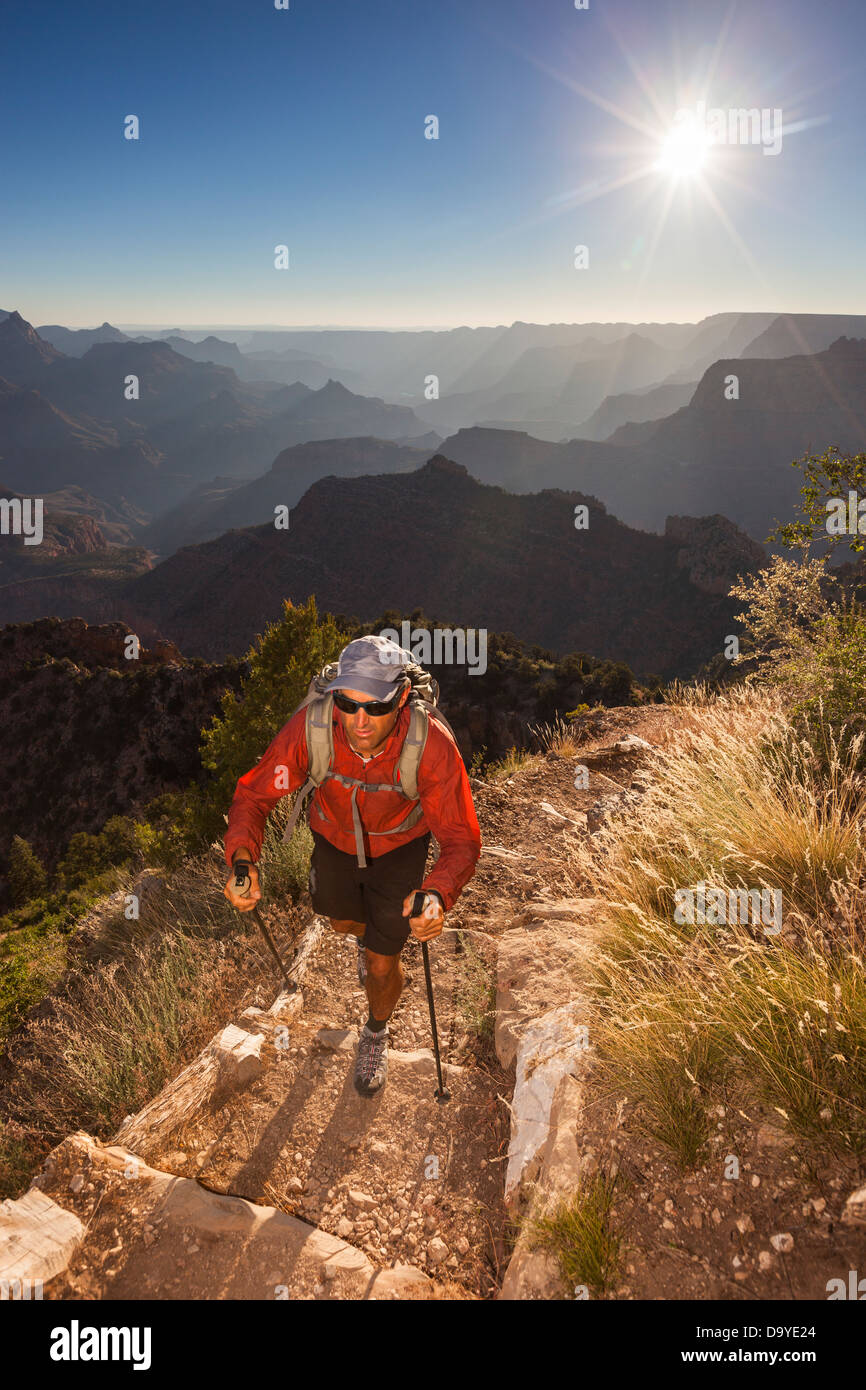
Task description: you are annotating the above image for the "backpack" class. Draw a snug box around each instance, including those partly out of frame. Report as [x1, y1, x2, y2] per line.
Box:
[280, 660, 459, 867]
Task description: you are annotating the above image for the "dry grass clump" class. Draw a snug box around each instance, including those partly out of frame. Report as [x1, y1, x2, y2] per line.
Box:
[0, 811, 306, 1197]
[526, 1171, 623, 1297]
[529, 715, 586, 758]
[568, 690, 866, 1167]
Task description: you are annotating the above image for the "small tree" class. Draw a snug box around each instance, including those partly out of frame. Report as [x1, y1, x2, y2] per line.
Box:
[56, 816, 140, 890]
[192, 597, 352, 846]
[6, 836, 48, 907]
[769, 446, 866, 555]
[731, 443, 866, 755]
[729, 552, 830, 672]
[730, 551, 866, 766]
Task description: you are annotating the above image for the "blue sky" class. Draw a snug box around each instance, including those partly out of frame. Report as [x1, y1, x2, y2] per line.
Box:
[4, 0, 865, 329]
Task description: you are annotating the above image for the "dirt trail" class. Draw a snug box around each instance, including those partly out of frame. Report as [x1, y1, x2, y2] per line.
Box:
[106, 917, 512, 1297]
[20, 703, 695, 1300]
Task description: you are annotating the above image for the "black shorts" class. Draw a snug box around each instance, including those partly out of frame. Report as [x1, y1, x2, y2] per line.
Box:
[307, 829, 432, 956]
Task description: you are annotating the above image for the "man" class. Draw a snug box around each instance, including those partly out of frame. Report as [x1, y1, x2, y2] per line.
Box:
[223, 635, 481, 1096]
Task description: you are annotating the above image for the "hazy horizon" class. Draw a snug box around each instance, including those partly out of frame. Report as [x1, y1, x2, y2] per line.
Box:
[13, 308, 847, 335]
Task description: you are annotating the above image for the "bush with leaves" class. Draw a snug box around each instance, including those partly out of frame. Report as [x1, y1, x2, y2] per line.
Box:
[6, 837, 48, 907]
[730, 526, 866, 766]
[192, 597, 352, 848]
[55, 816, 140, 890]
[769, 446, 866, 556]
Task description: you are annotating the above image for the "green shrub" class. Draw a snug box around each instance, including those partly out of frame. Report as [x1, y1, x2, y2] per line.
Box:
[192, 597, 351, 846]
[6, 837, 48, 906]
[731, 556, 866, 770]
[454, 931, 497, 1046]
[56, 816, 140, 889]
[0, 1121, 34, 1200]
[485, 746, 530, 780]
[788, 604, 866, 764]
[0, 925, 68, 1049]
[0, 955, 31, 1040]
[257, 797, 313, 904]
[527, 1173, 623, 1297]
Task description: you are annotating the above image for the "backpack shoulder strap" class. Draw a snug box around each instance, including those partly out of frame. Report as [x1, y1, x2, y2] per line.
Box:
[306, 690, 335, 786]
[280, 684, 337, 845]
[396, 701, 428, 803]
[396, 697, 460, 802]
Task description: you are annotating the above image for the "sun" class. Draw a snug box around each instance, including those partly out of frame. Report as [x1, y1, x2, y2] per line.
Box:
[656, 118, 710, 178]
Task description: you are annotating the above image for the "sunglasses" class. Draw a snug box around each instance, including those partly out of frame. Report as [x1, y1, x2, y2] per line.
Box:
[333, 690, 401, 716]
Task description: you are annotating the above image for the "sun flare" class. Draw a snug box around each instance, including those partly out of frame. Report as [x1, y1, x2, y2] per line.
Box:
[656, 119, 710, 177]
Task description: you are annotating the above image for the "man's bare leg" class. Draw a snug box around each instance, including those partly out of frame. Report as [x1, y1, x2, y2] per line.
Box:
[327, 921, 403, 1020]
[364, 949, 404, 1022]
[329, 917, 370, 987]
[328, 917, 366, 938]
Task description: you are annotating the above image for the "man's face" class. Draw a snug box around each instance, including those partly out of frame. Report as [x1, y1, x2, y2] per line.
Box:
[336, 685, 409, 755]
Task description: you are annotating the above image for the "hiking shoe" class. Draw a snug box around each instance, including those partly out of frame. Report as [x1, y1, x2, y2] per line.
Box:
[356, 937, 368, 987]
[354, 1023, 388, 1095]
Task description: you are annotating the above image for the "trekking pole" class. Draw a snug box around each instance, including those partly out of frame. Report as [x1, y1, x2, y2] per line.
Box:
[231, 860, 296, 992]
[411, 892, 451, 1104]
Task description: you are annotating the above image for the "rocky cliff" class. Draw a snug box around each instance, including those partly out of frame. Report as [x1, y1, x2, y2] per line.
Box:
[0, 618, 245, 886]
[115, 455, 764, 677]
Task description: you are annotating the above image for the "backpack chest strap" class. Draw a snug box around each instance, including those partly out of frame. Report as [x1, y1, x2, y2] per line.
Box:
[328, 772, 423, 867]
[279, 691, 431, 866]
[281, 770, 425, 867]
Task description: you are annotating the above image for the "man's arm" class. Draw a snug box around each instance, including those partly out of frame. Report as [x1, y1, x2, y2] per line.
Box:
[224, 709, 308, 868]
[415, 722, 482, 911]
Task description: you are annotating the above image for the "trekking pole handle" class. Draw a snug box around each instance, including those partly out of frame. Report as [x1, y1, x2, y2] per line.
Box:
[232, 858, 254, 888]
[229, 859, 295, 991]
[410, 891, 440, 920]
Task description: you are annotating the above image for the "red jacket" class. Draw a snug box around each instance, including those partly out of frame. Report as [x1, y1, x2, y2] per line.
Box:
[224, 703, 482, 911]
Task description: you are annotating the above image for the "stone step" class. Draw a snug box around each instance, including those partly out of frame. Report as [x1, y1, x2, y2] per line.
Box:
[26, 1132, 444, 1301]
[0, 1187, 85, 1287]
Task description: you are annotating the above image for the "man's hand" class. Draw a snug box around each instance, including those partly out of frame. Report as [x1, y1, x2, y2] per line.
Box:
[224, 857, 261, 912]
[402, 890, 444, 941]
